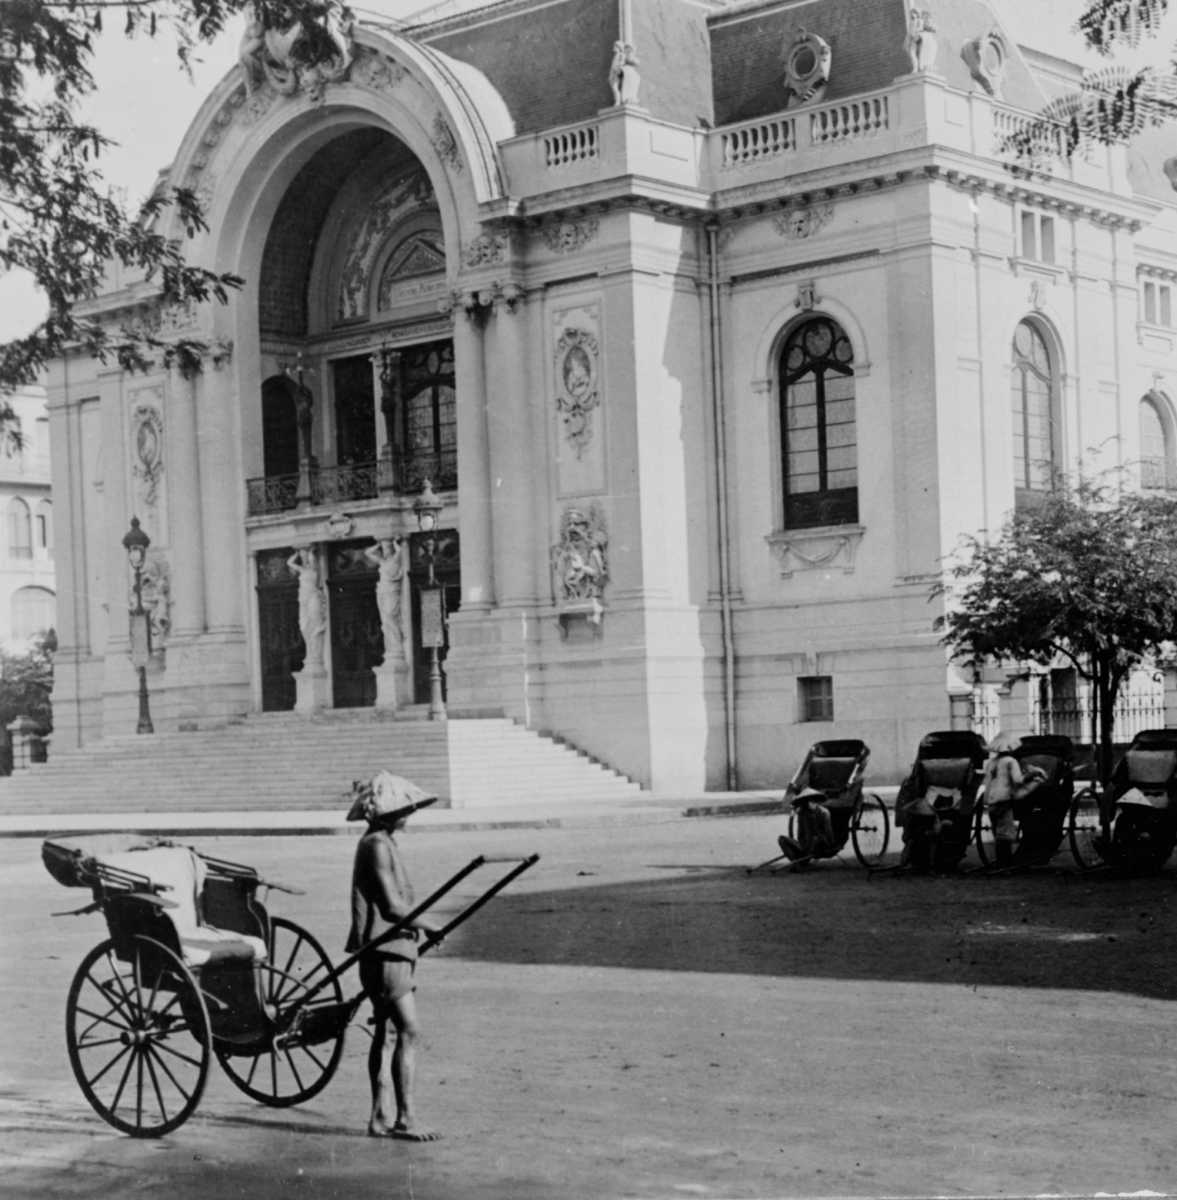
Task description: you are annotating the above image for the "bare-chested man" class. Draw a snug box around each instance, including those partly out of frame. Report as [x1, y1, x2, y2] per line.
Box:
[346, 771, 444, 1140]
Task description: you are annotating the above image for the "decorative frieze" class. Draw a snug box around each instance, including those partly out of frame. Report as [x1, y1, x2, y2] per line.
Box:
[352, 49, 408, 91]
[766, 525, 865, 579]
[463, 232, 511, 268]
[432, 113, 463, 172]
[772, 203, 833, 240]
[130, 398, 164, 510]
[540, 218, 600, 255]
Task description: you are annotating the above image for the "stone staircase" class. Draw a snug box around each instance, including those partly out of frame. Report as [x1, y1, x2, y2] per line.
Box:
[0, 710, 647, 815]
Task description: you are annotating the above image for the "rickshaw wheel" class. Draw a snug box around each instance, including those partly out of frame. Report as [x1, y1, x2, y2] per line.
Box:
[973, 801, 996, 869]
[850, 793, 890, 866]
[1067, 787, 1105, 871]
[66, 936, 211, 1138]
[215, 917, 346, 1108]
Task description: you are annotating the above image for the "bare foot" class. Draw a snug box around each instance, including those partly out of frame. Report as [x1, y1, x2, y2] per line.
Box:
[391, 1123, 441, 1142]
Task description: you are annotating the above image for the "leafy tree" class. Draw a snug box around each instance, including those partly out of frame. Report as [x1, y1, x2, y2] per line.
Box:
[0, 0, 339, 395]
[0, 630, 55, 769]
[936, 478, 1177, 793]
[1004, 0, 1177, 164]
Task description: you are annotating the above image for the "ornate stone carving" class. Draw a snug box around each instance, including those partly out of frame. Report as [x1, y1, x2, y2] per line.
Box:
[353, 49, 407, 91]
[552, 504, 609, 618]
[782, 29, 832, 108]
[463, 232, 510, 268]
[337, 169, 437, 321]
[796, 280, 820, 311]
[540, 218, 600, 254]
[905, 8, 938, 74]
[431, 113, 463, 172]
[238, 0, 356, 100]
[287, 546, 328, 670]
[141, 552, 172, 648]
[554, 326, 601, 458]
[240, 84, 278, 125]
[766, 526, 865, 579]
[609, 40, 641, 107]
[131, 404, 164, 508]
[962, 29, 1007, 98]
[772, 204, 833, 240]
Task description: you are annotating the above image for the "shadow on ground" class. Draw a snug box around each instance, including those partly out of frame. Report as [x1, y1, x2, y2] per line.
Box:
[441, 854, 1177, 1000]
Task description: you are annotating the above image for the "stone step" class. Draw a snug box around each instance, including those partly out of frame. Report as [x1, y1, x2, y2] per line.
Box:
[0, 713, 645, 813]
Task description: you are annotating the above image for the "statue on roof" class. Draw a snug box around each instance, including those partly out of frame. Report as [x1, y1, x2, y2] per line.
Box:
[905, 8, 938, 74]
[609, 40, 641, 107]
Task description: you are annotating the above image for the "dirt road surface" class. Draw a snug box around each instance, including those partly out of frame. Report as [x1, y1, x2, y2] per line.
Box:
[1, 815, 1174, 1199]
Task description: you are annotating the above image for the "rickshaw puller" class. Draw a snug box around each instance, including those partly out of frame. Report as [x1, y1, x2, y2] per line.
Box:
[346, 771, 445, 1141]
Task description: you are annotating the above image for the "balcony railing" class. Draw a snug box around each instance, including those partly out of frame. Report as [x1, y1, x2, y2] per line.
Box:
[246, 451, 459, 517]
[543, 122, 599, 168]
[719, 91, 891, 169]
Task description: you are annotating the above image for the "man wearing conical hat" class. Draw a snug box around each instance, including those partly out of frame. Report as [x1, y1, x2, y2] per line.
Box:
[345, 771, 443, 1140]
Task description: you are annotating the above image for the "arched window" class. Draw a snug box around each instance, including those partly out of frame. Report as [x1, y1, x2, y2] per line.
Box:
[1140, 393, 1174, 490]
[7, 498, 31, 559]
[1011, 320, 1058, 506]
[11, 586, 54, 640]
[779, 317, 857, 529]
[35, 500, 52, 557]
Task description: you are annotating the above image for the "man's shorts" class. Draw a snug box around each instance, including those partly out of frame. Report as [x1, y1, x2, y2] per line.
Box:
[359, 953, 416, 1010]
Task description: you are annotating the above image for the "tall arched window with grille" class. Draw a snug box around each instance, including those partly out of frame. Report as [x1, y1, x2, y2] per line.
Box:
[1139, 392, 1175, 491]
[7, 498, 31, 559]
[779, 317, 857, 529]
[1011, 320, 1058, 507]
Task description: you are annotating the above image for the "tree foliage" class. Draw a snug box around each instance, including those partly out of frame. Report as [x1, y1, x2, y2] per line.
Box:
[0, 629, 55, 732]
[1004, 0, 1177, 165]
[0, 0, 337, 395]
[936, 478, 1177, 784]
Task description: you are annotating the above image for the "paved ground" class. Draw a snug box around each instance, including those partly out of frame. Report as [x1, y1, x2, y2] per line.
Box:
[1, 815, 1175, 1200]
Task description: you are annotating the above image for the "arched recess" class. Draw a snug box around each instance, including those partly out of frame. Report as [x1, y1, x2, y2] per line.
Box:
[1140, 389, 1177, 490]
[7, 498, 31, 559]
[1010, 315, 1064, 509]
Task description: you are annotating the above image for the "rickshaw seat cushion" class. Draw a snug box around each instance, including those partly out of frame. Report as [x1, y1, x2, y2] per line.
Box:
[96, 846, 267, 968]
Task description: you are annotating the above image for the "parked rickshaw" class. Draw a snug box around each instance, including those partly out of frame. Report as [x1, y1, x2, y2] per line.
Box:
[43, 835, 538, 1136]
[1067, 729, 1177, 872]
[974, 733, 1075, 869]
[750, 738, 890, 872]
[893, 730, 987, 872]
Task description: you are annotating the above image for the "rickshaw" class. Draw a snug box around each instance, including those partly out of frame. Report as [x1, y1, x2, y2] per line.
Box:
[43, 834, 538, 1136]
[1067, 728, 1177, 872]
[974, 733, 1075, 869]
[749, 738, 890, 871]
[893, 730, 987, 872]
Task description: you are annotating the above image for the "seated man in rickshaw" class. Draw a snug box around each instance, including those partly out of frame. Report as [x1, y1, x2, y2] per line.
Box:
[777, 788, 840, 865]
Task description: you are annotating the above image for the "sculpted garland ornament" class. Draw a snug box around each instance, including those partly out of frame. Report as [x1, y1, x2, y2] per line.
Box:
[554, 328, 601, 458]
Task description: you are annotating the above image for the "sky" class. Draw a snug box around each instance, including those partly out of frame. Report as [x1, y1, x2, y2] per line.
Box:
[0, 1, 1159, 345]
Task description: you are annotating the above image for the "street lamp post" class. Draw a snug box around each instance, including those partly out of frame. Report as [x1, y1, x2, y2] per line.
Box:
[121, 517, 154, 735]
[413, 480, 447, 722]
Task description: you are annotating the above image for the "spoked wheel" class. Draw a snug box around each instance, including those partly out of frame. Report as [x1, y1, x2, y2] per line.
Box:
[974, 801, 996, 869]
[66, 936, 211, 1137]
[1068, 787, 1105, 871]
[850, 793, 890, 866]
[214, 917, 346, 1107]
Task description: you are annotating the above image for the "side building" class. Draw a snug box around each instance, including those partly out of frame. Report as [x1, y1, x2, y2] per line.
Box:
[40, 0, 1177, 790]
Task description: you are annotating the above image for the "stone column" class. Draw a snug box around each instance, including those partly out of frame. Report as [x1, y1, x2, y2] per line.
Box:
[484, 286, 536, 604]
[196, 359, 244, 634]
[167, 369, 207, 636]
[452, 299, 495, 610]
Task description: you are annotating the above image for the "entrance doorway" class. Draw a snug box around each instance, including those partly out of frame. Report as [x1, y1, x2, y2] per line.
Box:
[408, 528, 460, 705]
[256, 548, 302, 712]
[327, 540, 382, 709]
